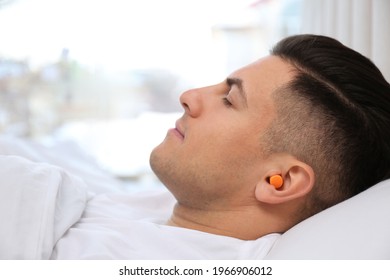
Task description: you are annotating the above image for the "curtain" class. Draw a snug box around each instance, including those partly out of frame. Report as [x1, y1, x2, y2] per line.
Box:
[301, 0, 390, 81]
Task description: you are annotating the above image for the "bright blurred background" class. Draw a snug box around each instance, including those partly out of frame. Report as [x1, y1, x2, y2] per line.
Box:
[0, 0, 389, 184]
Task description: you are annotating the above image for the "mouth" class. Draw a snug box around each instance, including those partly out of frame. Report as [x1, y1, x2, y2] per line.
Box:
[174, 120, 185, 139]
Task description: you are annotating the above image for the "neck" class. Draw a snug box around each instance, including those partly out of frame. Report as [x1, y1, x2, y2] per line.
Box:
[166, 202, 283, 240]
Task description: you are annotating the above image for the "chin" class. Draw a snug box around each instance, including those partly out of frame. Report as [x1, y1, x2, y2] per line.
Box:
[149, 147, 161, 175]
[149, 147, 172, 185]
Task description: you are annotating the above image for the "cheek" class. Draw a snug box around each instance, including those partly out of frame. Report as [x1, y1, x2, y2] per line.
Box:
[194, 128, 262, 176]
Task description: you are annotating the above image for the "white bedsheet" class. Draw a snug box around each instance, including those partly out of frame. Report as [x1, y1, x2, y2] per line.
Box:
[0, 155, 88, 259]
[51, 190, 279, 259]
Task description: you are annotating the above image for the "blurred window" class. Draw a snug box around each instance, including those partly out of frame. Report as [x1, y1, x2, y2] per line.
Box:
[0, 0, 302, 177]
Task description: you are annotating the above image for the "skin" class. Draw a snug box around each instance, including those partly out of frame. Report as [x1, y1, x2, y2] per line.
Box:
[150, 55, 315, 240]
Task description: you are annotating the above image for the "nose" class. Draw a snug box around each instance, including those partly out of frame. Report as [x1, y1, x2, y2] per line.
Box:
[179, 87, 203, 118]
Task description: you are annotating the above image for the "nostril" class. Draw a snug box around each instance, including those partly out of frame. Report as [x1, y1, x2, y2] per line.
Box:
[180, 101, 189, 113]
[179, 91, 190, 111]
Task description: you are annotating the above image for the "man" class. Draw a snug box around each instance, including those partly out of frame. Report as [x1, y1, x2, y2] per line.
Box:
[150, 34, 390, 241]
[50, 34, 390, 259]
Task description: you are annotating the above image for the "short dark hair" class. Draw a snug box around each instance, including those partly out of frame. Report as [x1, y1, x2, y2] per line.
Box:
[264, 34, 390, 217]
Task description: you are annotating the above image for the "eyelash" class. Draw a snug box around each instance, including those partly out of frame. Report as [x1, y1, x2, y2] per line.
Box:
[222, 97, 233, 107]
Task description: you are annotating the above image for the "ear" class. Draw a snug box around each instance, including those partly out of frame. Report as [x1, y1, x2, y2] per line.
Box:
[255, 158, 315, 205]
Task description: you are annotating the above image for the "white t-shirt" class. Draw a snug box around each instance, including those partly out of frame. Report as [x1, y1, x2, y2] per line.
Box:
[51, 189, 280, 259]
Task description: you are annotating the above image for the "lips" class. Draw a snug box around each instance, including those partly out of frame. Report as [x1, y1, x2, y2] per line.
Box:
[175, 120, 185, 139]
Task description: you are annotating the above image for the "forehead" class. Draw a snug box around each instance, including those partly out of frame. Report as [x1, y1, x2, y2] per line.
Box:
[229, 55, 295, 99]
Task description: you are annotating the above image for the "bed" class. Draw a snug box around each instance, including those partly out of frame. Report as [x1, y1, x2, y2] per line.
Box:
[0, 135, 389, 259]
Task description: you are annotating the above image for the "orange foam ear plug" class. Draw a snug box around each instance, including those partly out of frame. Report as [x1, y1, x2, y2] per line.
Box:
[270, 175, 283, 189]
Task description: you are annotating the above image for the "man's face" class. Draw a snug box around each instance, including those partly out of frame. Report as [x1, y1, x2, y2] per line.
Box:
[150, 55, 294, 209]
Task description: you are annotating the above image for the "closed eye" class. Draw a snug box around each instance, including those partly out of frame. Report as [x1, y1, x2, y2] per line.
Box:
[222, 97, 233, 107]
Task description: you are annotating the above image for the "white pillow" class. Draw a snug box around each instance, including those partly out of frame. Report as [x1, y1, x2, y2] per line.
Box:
[265, 179, 390, 259]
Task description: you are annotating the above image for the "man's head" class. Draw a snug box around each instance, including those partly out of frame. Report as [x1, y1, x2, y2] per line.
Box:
[150, 34, 390, 236]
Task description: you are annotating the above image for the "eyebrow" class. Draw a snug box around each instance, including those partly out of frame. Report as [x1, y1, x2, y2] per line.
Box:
[226, 77, 248, 107]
